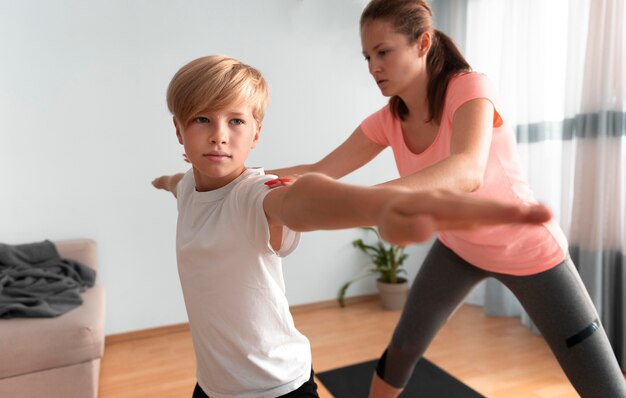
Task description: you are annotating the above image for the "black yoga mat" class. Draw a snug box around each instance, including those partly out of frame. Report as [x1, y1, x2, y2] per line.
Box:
[317, 358, 485, 397]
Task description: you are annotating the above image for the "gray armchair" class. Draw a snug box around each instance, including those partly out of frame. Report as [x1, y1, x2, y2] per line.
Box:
[0, 239, 105, 398]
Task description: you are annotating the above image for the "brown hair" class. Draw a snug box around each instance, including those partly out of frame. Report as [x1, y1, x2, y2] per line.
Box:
[166, 55, 269, 127]
[360, 0, 471, 123]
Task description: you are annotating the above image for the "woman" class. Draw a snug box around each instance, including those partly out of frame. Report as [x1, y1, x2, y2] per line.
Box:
[269, 0, 626, 397]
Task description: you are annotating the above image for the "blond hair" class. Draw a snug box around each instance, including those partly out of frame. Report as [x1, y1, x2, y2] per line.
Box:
[166, 55, 269, 127]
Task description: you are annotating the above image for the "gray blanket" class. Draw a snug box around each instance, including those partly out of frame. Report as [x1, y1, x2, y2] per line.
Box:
[0, 240, 96, 318]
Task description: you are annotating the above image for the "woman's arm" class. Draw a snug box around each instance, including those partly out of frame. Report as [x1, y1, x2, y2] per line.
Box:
[267, 127, 385, 179]
[379, 98, 494, 192]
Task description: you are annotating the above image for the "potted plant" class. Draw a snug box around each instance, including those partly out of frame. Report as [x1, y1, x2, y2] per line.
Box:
[338, 227, 410, 310]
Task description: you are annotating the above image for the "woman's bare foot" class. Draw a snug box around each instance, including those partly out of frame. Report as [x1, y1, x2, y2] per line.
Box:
[369, 372, 404, 398]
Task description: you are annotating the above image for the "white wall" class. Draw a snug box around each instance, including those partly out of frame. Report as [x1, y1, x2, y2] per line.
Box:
[0, 0, 433, 335]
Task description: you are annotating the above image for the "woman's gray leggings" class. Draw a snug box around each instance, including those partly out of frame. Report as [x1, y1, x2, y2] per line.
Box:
[378, 240, 626, 397]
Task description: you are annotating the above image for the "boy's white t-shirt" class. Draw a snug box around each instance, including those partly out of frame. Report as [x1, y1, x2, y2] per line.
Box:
[176, 168, 311, 398]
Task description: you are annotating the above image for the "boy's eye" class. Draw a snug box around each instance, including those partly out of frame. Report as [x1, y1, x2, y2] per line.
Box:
[377, 50, 388, 57]
[364, 55, 370, 62]
[230, 118, 244, 125]
[194, 117, 209, 124]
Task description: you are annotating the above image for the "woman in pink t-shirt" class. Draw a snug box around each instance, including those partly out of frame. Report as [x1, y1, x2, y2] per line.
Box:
[271, 0, 626, 397]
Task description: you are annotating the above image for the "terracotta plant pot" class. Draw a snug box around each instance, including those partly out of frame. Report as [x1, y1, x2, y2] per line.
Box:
[377, 277, 409, 310]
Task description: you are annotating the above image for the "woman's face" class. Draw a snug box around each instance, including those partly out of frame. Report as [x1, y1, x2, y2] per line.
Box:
[361, 19, 427, 98]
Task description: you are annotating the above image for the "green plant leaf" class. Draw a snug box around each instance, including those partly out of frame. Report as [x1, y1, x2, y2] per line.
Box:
[336, 271, 377, 307]
[340, 227, 411, 306]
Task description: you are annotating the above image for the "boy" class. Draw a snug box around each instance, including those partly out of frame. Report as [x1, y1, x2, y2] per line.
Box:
[152, 55, 551, 398]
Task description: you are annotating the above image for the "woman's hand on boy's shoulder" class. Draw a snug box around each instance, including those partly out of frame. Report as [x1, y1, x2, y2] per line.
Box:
[264, 175, 300, 189]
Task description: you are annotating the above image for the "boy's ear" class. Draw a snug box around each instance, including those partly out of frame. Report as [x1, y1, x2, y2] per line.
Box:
[251, 123, 261, 149]
[173, 117, 184, 145]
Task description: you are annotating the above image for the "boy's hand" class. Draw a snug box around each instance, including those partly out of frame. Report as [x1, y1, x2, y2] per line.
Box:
[152, 173, 184, 198]
[152, 175, 170, 191]
[377, 190, 552, 246]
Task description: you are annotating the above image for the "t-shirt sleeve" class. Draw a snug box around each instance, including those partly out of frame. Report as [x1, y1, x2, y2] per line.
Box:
[359, 105, 392, 146]
[232, 175, 300, 257]
[176, 169, 194, 212]
[446, 73, 503, 128]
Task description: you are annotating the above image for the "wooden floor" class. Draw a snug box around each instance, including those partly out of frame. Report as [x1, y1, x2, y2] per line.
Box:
[100, 298, 620, 397]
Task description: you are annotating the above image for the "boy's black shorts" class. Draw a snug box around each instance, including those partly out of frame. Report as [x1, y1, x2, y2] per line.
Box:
[192, 369, 319, 398]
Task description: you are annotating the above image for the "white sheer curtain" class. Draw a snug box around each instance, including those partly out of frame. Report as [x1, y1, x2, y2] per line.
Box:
[433, 0, 626, 371]
[565, 0, 625, 372]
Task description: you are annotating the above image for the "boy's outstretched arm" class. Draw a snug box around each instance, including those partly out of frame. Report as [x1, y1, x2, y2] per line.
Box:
[263, 173, 552, 245]
[374, 189, 552, 246]
[152, 173, 185, 198]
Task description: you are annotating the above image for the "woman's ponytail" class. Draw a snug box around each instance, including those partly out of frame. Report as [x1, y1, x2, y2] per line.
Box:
[425, 29, 471, 124]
